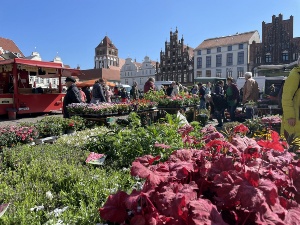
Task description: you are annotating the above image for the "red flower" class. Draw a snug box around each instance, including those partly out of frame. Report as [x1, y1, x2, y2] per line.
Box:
[233, 124, 249, 135]
[257, 130, 286, 152]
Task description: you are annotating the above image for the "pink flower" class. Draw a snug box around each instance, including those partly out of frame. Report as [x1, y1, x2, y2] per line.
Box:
[154, 142, 171, 149]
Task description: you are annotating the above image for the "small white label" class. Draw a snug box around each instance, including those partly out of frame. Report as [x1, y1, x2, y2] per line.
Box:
[19, 107, 30, 111]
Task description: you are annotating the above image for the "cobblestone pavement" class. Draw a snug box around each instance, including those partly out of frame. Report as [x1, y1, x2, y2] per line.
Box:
[0, 113, 63, 127]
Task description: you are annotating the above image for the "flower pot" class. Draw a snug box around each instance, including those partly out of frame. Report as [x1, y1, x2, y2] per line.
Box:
[66, 129, 75, 135]
[7, 111, 16, 120]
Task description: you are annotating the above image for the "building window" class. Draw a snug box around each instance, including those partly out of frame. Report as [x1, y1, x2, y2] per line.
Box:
[265, 54, 272, 63]
[282, 51, 289, 61]
[226, 68, 232, 77]
[216, 54, 222, 67]
[206, 70, 211, 77]
[197, 50, 201, 55]
[207, 49, 211, 54]
[140, 78, 142, 84]
[256, 57, 261, 64]
[226, 53, 233, 66]
[228, 46, 232, 51]
[197, 57, 202, 69]
[239, 44, 243, 49]
[217, 47, 221, 53]
[125, 79, 128, 84]
[293, 53, 299, 60]
[216, 69, 222, 77]
[237, 67, 244, 78]
[183, 73, 187, 82]
[237, 51, 244, 64]
[197, 71, 202, 77]
[206, 56, 211, 68]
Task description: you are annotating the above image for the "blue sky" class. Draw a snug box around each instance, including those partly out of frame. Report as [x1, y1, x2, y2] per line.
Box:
[1, 0, 299, 69]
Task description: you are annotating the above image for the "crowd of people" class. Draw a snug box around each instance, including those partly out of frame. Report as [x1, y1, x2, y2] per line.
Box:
[62, 73, 281, 128]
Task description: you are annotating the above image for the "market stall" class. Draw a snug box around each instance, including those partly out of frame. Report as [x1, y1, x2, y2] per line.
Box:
[0, 58, 83, 119]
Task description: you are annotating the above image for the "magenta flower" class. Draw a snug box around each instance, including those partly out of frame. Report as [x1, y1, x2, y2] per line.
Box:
[154, 142, 171, 149]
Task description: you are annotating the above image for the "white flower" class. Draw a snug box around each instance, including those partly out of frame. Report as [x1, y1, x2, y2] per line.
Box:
[49, 206, 69, 217]
[30, 205, 44, 212]
[46, 191, 53, 200]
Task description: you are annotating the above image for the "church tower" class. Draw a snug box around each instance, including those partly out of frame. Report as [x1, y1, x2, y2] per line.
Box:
[94, 36, 119, 69]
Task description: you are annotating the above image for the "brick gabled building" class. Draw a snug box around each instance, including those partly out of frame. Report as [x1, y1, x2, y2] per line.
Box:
[94, 36, 120, 69]
[155, 28, 194, 85]
[249, 14, 300, 72]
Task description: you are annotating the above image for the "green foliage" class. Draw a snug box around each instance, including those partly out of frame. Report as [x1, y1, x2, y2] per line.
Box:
[85, 120, 183, 168]
[0, 142, 135, 224]
[34, 116, 65, 137]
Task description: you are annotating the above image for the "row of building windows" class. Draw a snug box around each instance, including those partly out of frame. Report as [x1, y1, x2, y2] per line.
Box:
[162, 57, 186, 65]
[160, 73, 190, 82]
[196, 67, 245, 78]
[197, 52, 244, 69]
[161, 65, 187, 72]
[96, 50, 118, 56]
[197, 44, 244, 55]
[123, 70, 154, 76]
[256, 52, 299, 64]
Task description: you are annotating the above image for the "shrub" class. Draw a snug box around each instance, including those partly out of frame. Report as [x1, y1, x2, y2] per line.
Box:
[0, 141, 136, 224]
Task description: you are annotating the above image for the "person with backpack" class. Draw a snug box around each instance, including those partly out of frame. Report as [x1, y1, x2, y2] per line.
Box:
[242, 72, 259, 104]
[226, 77, 240, 122]
[281, 60, 300, 137]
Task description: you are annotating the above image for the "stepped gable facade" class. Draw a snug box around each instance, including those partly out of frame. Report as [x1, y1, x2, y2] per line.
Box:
[155, 27, 194, 85]
[250, 14, 300, 71]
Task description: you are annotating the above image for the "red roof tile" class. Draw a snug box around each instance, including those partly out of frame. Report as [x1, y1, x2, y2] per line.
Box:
[96, 36, 118, 50]
[195, 31, 258, 50]
[0, 37, 24, 57]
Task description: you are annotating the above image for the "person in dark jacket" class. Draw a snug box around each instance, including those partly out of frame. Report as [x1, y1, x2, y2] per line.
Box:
[226, 77, 240, 122]
[63, 76, 82, 118]
[91, 78, 106, 103]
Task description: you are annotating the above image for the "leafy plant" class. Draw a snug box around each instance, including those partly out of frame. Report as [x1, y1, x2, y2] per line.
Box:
[99, 126, 300, 225]
[0, 125, 38, 149]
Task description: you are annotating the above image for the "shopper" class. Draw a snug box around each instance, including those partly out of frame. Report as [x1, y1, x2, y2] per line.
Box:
[63, 76, 82, 118]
